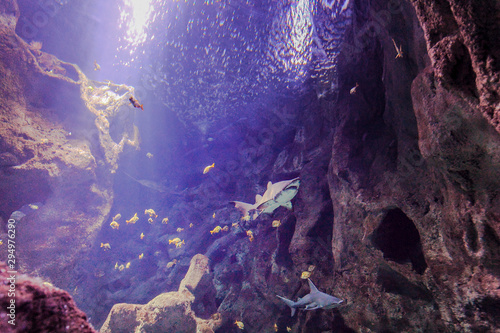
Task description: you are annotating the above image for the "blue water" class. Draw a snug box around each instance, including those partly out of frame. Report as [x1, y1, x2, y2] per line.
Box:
[13, 0, 351, 328]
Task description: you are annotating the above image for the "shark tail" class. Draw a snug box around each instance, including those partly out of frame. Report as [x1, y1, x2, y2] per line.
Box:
[276, 295, 296, 317]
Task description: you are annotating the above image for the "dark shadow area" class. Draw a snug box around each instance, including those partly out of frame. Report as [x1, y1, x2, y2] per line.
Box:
[376, 265, 433, 302]
[372, 208, 427, 274]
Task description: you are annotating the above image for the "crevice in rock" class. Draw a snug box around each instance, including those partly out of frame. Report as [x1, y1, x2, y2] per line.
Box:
[376, 265, 433, 302]
[464, 214, 479, 253]
[371, 208, 427, 274]
[306, 199, 334, 272]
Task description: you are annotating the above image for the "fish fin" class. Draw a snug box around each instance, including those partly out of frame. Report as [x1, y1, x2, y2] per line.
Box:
[282, 201, 292, 210]
[307, 279, 319, 293]
[140, 104, 144, 111]
[277, 295, 296, 317]
[255, 194, 262, 204]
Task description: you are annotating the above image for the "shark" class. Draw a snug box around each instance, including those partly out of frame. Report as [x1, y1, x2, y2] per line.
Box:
[231, 177, 300, 220]
[276, 279, 344, 317]
[124, 172, 167, 193]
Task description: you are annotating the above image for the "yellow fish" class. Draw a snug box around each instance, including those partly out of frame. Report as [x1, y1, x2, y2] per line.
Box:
[241, 214, 251, 221]
[140, 232, 145, 240]
[232, 222, 239, 228]
[126, 213, 139, 224]
[148, 217, 154, 224]
[175, 240, 185, 248]
[300, 271, 312, 279]
[29, 204, 39, 210]
[176, 227, 184, 232]
[272, 220, 281, 228]
[287, 327, 291, 332]
[274, 323, 278, 331]
[307, 265, 316, 272]
[139, 253, 144, 259]
[114, 262, 118, 269]
[145, 209, 158, 218]
[118, 264, 125, 271]
[166, 259, 177, 268]
[222, 226, 229, 232]
[169, 237, 182, 245]
[234, 321, 244, 330]
[210, 226, 222, 235]
[350, 82, 359, 95]
[112, 213, 121, 221]
[125, 262, 131, 269]
[189, 223, 194, 228]
[212, 212, 216, 218]
[246, 230, 254, 242]
[94, 60, 101, 71]
[43, 282, 53, 287]
[203, 163, 215, 174]
[110, 221, 119, 229]
[146, 152, 154, 158]
[0, 240, 3, 246]
[100, 243, 111, 250]
[162, 217, 169, 224]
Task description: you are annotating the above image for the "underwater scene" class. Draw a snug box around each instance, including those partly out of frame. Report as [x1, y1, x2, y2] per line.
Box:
[1, 0, 500, 332]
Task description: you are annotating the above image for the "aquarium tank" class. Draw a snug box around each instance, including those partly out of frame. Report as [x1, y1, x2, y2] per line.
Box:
[0, 0, 499, 332]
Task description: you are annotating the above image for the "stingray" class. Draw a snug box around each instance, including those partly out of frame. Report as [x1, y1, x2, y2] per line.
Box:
[231, 177, 300, 220]
[124, 172, 167, 193]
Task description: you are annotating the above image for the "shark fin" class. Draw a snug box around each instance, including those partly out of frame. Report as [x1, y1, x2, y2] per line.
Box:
[255, 194, 263, 204]
[307, 279, 319, 293]
[277, 295, 296, 317]
[231, 201, 256, 217]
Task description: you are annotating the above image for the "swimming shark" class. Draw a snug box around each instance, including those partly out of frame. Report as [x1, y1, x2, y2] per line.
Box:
[124, 172, 167, 193]
[276, 279, 344, 317]
[231, 177, 300, 220]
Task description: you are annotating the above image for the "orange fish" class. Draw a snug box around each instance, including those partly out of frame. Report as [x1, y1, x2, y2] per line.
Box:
[129, 96, 144, 111]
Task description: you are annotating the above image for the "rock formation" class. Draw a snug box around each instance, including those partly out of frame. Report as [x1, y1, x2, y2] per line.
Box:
[0, 261, 96, 333]
[100, 254, 222, 333]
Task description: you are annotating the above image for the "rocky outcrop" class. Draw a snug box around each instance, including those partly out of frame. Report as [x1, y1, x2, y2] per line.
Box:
[0, 261, 96, 333]
[100, 254, 222, 333]
[0, 0, 138, 290]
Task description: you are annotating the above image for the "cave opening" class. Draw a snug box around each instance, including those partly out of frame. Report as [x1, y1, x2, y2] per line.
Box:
[372, 208, 428, 274]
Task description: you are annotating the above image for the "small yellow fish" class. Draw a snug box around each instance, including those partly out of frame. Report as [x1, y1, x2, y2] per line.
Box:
[144, 209, 158, 218]
[118, 264, 125, 271]
[162, 217, 169, 224]
[272, 220, 281, 228]
[43, 282, 53, 287]
[139, 253, 144, 259]
[392, 38, 403, 59]
[146, 152, 154, 158]
[94, 60, 101, 71]
[125, 262, 131, 269]
[29, 204, 39, 210]
[307, 265, 316, 272]
[287, 327, 291, 332]
[212, 212, 216, 218]
[126, 213, 139, 224]
[175, 240, 185, 248]
[140, 232, 145, 240]
[232, 222, 239, 228]
[350, 82, 359, 95]
[114, 262, 118, 269]
[203, 163, 215, 174]
[246, 230, 254, 242]
[189, 223, 194, 228]
[100, 243, 111, 250]
[301, 271, 312, 279]
[176, 227, 184, 232]
[110, 221, 119, 229]
[169, 237, 182, 245]
[241, 214, 251, 221]
[112, 213, 122, 221]
[234, 320, 244, 330]
[274, 323, 278, 332]
[210, 226, 222, 235]
[166, 259, 177, 268]
[222, 225, 229, 232]
[148, 217, 154, 224]
[0, 240, 3, 246]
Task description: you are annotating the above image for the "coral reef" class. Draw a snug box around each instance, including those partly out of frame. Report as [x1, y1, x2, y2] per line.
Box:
[100, 254, 222, 333]
[0, 261, 96, 333]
